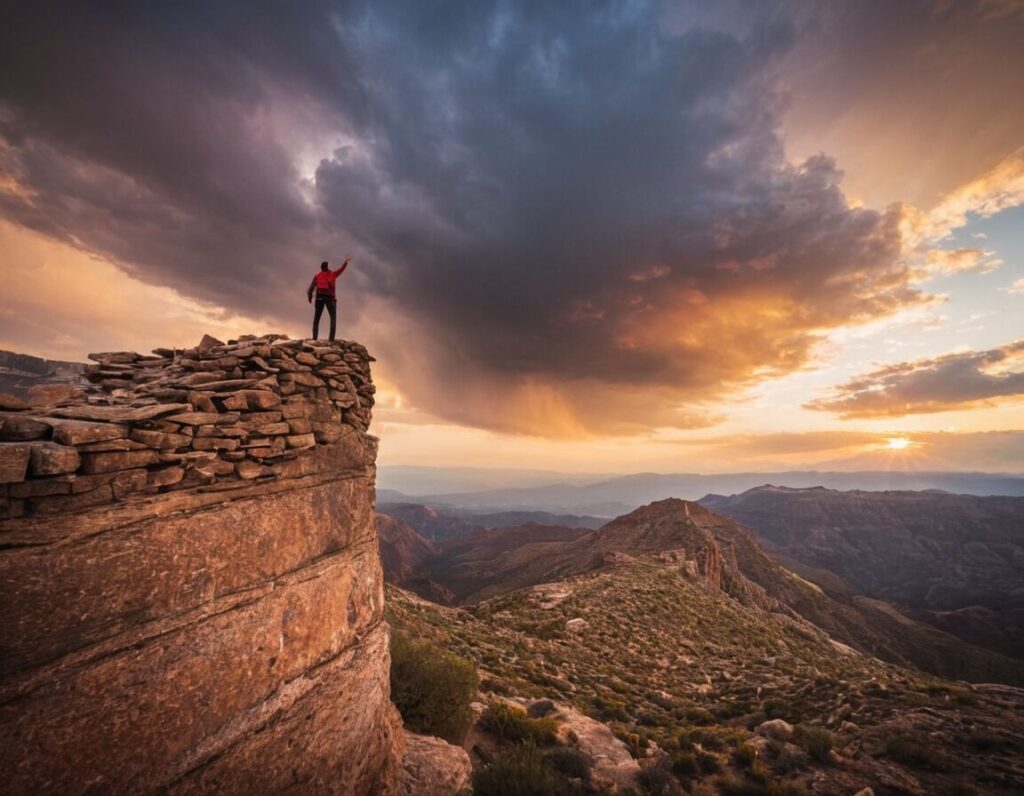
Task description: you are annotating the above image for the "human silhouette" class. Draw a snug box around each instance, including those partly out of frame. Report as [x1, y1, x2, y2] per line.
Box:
[307, 257, 350, 340]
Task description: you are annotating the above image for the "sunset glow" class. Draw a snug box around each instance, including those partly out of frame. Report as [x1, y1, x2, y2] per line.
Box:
[1, 1, 1023, 473]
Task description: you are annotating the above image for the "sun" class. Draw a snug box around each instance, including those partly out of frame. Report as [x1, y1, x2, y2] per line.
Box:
[886, 437, 912, 450]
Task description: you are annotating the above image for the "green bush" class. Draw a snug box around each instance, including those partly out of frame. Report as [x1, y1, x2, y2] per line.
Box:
[716, 773, 808, 796]
[635, 760, 680, 795]
[793, 724, 834, 764]
[389, 629, 478, 743]
[473, 745, 561, 796]
[733, 743, 758, 769]
[696, 750, 721, 774]
[671, 750, 698, 778]
[481, 702, 559, 745]
[545, 747, 591, 783]
[881, 733, 945, 770]
[762, 699, 787, 720]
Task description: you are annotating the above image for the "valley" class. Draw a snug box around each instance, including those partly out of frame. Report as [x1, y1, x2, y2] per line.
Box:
[379, 492, 1024, 794]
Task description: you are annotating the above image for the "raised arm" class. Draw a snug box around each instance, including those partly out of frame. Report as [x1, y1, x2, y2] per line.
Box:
[333, 256, 351, 276]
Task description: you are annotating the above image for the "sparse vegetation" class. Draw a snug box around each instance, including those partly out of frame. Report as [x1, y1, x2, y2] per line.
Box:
[635, 759, 680, 795]
[480, 702, 559, 745]
[544, 746, 592, 783]
[472, 744, 562, 796]
[386, 541, 1024, 796]
[881, 732, 946, 770]
[716, 772, 807, 796]
[793, 724, 833, 764]
[389, 629, 478, 743]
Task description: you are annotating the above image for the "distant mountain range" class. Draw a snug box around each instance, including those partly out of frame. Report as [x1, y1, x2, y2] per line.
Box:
[701, 485, 1024, 659]
[377, 501, 604, 543]
[378, 468, 1024, 517]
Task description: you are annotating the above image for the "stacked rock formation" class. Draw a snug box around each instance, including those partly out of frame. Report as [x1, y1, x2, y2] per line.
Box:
[0, 335, 406, 794]
[0, 334, 374, 518]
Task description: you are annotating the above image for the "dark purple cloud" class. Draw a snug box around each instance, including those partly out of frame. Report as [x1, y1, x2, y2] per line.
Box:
[1, 1, 1020, 434]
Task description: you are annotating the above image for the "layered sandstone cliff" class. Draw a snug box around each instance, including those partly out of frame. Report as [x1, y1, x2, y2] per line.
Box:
[0, 335, 406, 793]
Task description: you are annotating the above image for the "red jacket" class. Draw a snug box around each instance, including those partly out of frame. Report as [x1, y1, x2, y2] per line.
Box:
[308, 263, 347, 300]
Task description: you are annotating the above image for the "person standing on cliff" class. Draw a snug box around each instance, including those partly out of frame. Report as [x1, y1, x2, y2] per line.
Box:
[307, 257, 350, 341]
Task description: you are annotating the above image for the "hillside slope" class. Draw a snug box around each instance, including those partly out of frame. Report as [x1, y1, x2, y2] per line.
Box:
[386, 499, 1024, 685]
[389, 557, 1024, 794]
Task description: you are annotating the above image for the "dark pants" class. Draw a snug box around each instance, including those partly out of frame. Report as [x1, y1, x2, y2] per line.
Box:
[313, 297, 337, 340]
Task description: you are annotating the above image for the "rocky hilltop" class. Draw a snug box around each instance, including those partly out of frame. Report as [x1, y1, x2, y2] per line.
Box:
[386, 499, 1024, 794]
[701, 486, 1024, 658]
[383, 499, 1024, 686]
[0, 334, 435, 794]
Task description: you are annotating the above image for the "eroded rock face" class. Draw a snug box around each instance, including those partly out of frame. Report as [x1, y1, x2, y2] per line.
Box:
[0, 335, 404, 794]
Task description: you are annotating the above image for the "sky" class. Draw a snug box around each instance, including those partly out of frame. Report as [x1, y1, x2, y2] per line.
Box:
[2, 0, 1023, 473]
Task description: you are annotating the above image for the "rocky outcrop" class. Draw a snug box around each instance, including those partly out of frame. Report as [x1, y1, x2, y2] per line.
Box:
[0, 335, 405, 794]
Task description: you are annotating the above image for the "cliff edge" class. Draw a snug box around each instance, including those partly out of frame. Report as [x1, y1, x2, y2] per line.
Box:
[0, 334, 406, 793]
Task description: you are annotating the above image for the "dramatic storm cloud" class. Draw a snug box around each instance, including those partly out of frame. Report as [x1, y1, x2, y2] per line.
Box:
[807, 341, 1024, 418]
[2, 1, 1022, 436]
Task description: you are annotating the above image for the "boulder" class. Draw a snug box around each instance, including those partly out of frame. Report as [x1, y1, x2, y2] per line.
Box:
[400, 732, 471, 796]
[755, 719, 795, 742]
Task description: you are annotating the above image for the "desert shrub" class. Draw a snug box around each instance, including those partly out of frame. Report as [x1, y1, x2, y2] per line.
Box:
[648, 690, 675, 710]
[592, 696, 631, 723]
[671, 750, 698, 779]
[481, 702, 559, 745]
[473, 744, 561, 796]
[545, 747, 592, 783]
[685, 727, 727, 751]
[389, 630, 478, 743]
[733, 743, 758, 769]
[636, 759, 680, 795]
[716, 773, 807, 796]
[881, 733, 945, 770]
[774, 743, 809, 773]
[696, 750, 721, 774]
[762, 699, 787, 720]
[683, 706, 716, 725]
[793, 724, 833, 764]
